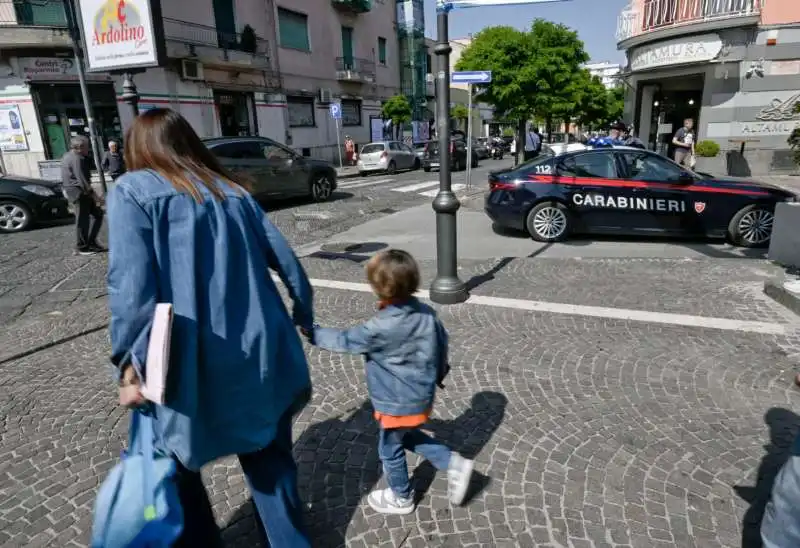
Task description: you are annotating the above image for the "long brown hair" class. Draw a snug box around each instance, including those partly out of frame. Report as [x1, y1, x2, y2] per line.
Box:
[123, 108, 246, 201]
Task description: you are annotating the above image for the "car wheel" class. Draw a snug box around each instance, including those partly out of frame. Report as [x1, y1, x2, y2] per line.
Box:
[413, 158, 421, 170]
[727, 204, 774, 247]
[423, 166, 431, 172]
[526, 202, 570, 242]
[310, 172, 334, 202]
[386, 161, 396, 174]
[472, 157, 479, 168]
[0, 200, 32, 233]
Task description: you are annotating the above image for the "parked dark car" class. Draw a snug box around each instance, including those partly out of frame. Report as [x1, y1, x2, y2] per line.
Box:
[204, 136, 337, 202]
[422, 139, 479, 172]
[0, 175, 71, 233]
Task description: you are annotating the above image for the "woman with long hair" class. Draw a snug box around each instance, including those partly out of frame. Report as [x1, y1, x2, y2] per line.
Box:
[108, 108, 314, 546]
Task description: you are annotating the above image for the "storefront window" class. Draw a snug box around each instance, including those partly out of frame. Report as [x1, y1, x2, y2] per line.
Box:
[287, 96, 315, 127]
[214, 90, 255, 137]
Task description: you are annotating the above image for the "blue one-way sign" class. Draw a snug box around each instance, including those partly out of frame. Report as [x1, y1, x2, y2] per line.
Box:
[451, 71, 492, 84]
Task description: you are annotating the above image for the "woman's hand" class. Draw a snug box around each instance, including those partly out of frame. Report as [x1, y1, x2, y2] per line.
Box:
[119, 365, 145, 407]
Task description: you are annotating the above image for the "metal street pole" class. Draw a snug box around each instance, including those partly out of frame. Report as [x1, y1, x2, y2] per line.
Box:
[65, 0, 107, 194]
[465, 83, 473, 190]
[121, 72, 140, 121]
[334, 115, 343, 169]
[430, 6, 468, 305]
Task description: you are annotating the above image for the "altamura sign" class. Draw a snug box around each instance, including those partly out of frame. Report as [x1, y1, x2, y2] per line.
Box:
[77, 0, 165, 72]
[630, 34, 722, 72]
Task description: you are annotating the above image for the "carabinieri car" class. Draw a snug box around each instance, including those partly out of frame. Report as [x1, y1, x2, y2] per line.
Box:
[485, 146, 796, 247]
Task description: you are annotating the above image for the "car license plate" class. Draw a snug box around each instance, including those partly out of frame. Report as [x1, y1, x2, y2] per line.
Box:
[430, 162, 440, 168]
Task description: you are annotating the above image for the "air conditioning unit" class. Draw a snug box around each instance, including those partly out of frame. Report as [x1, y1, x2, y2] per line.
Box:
[181, 59, 204, 81]
[318, 88, 333, 103]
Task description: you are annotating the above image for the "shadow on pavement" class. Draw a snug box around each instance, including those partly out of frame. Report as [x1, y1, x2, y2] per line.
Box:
[735, 407, 800, 548]
[221, 391, 507, 548]
[257, 191, 355, 213]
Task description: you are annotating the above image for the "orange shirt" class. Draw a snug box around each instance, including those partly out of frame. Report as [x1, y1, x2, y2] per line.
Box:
[372, 298, 432, 429]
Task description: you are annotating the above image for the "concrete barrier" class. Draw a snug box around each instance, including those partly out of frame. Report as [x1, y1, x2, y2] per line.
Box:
[768, 202, 800, 269]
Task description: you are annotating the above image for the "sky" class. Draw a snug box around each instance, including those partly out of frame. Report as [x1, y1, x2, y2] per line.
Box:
[422, 0, 630, 65]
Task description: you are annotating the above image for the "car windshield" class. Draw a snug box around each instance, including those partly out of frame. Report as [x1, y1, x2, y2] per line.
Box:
[360, 144, 384, 154]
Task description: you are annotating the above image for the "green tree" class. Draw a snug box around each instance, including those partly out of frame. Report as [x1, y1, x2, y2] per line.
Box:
[601, 85, 625, 129]
[450, 104, 469, 130]
[381, 95, 412, 139]
[454, 20, 591, 139]
[575, 73, 614, 131]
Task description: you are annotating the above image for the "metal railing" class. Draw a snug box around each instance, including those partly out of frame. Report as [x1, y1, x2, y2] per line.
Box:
[0, 0, 67, 27]
[331, 0, 372, 13]
[335, 57, 376, 78]
[162, 18, 270, 56]
[616, 0, 762, 42]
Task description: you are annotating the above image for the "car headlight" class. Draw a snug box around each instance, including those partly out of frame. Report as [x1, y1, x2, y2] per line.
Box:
[22, 185, 55, 197]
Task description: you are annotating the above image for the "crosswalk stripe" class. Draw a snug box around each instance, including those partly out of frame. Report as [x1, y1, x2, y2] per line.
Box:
[338, 177, 394, 190]
[391, 180, 440, 193]
[418, 183, 465, 197]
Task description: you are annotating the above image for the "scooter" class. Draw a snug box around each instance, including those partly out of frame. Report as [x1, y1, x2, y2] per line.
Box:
[491, 144, 504, 160]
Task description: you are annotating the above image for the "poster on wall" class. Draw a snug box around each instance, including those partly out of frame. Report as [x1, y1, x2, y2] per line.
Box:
[0, 104, 29, 152]
[370, 116, 384, 142]
[76, 0, 166, 72]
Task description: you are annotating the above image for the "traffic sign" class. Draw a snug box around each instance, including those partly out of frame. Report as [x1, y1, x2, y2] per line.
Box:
[451, 71, 492, 84]
[329, 102, 342, 119]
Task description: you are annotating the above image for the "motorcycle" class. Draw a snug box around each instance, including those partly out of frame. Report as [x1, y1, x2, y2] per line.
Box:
[491, 144, 504, 160]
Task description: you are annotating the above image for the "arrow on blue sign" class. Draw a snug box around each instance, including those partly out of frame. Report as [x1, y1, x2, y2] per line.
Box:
[451, 71, 492, 84]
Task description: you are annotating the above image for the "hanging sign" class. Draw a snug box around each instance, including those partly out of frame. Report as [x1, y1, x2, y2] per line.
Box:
[76, 0, 167, 72]
[0, 104, 28, 152]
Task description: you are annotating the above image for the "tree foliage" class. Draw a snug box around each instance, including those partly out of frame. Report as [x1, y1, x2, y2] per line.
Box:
[455, 19, 601, 132]
[450, 104, 469, 128]
[381, 95, 412, 139]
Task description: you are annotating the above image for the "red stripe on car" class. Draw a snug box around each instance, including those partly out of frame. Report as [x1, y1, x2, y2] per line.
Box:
[524, 175, 771, 196]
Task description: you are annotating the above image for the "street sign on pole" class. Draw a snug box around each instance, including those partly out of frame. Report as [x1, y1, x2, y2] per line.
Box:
[330, 102, 343, 168]
[451, 71, 492, 84]
[329, 102, 342, 120]
[466, 83, 473, 190]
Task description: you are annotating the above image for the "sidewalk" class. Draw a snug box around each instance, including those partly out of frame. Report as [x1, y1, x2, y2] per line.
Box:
[2, 250, 800, 546]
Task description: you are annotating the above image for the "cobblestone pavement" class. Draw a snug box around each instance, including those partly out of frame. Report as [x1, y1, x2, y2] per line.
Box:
[2, 278, 800, 547]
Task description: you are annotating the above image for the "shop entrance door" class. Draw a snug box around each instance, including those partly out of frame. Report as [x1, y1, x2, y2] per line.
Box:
[641, 75, 704, 157]
[214, 91, 255, 137]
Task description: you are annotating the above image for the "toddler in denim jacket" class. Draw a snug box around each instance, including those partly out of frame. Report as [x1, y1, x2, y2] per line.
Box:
[308, 249, 473, 514]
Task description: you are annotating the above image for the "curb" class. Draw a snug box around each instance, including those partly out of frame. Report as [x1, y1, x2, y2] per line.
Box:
[764, 278, 800, 317]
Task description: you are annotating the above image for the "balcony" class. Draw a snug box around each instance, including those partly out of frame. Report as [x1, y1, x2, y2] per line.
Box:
[163, 18, 273, 72]
[617, 0, 762, 47]
[331, 0, 371, 14]
[335, 57, 375, 84]
[0, 0, 72, 48]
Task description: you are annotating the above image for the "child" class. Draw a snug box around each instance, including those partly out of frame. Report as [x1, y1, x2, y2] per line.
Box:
[307, 249, 474, 515]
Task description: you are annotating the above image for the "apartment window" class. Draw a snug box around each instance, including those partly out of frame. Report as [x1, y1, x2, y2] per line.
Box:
[287, 96, 315, 127]
[341, 99, 362, 127]
[278, 8, 310, 51]
[378, 37, 387, 65]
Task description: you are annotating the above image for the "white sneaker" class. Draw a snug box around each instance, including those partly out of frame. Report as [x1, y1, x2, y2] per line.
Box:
[447, 453, 474, 506]
[367, 487, 416, 515]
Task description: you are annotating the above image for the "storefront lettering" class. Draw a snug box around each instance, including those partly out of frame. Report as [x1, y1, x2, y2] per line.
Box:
[741, 121, 800, 135]
[18, 58, 75, 78]
[631, 34, 722, 71]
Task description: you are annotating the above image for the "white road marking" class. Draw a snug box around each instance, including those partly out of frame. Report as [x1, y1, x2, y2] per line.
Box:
[419, 183, 465, 197]
[392, 180, 440, 193]
[275, 277, 790, 335]
[339, 179, 395, 190]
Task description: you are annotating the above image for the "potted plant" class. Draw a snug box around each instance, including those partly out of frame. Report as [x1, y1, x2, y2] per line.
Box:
[239, 24, 258, 54]
[692, 139, 723, 175]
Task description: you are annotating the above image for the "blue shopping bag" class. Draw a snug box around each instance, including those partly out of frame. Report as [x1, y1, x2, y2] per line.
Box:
[91, 408, 183, 547]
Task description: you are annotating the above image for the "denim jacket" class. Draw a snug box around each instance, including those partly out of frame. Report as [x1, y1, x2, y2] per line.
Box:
[107, 169, 313, 471]
[313, 298, 448, 416]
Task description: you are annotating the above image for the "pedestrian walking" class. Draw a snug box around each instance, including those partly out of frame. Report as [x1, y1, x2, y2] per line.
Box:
[672, 118, 695, 166]
[107, 108, 314, 547]
[305, 249, 474, 515]
[60, 135, 105, 255]
[101, 140, 126, 181]
[524, 123, 541, 162]
[344, 135, 356, 166]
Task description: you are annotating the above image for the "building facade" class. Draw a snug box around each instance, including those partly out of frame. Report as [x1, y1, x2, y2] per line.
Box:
[616, 0, 800, 175]
[0, 0, 401, 178]
[585, 61, 624, 89]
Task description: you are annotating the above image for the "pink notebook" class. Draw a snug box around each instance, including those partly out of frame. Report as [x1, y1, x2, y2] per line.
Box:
[140, 303, 173, 405]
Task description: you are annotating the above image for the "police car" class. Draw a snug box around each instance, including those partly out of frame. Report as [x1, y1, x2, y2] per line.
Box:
[485, 146, 796, 247]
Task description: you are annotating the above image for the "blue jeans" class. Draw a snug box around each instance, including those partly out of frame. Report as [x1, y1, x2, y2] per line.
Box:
[762, 436, 800, 548]
[173, 410, 310, 548]
[378, 427, 452, 499]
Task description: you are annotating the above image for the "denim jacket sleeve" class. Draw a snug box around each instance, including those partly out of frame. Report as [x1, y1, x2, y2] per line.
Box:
[107, 182, 158, 378]
[313, 318, 381, 355]
[244, 194, 314, 329]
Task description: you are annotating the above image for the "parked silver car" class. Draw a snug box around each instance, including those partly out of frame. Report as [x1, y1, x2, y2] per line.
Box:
[357, 141, 421, 175]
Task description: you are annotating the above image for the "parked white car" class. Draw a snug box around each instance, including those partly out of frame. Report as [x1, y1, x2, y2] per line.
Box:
[357, 141, 421, 175]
